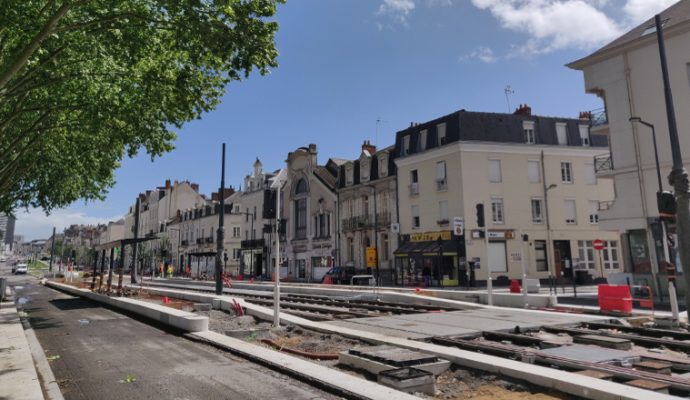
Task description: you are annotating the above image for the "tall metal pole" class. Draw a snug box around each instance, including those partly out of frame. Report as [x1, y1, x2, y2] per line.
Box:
[274, 176, 282, 327]
[131, 197, 140, 284]
[215, 143, 226, 295]
[540, 151, 555, 296]
[655, 14, 690, 313]
[484, 202, 492, 306]
[48, 226, 56, 273]
[372, 186, 379, 286]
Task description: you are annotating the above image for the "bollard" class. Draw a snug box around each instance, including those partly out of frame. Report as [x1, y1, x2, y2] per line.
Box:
[487, 276, 493, 306]
[669, 281, 680, 322]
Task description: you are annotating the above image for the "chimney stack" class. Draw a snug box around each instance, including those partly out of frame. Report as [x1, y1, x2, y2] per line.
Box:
[579, 111, 592, 120]
[165, 179, 171, 189]
[361, 140, 377, 154]
[211, 192, 219, 201]
[513, 104, 532, 116]
[190, 183, 199, 192]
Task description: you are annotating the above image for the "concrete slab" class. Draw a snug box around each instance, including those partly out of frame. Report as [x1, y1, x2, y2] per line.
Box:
[323, 308, 601, 339]
[0, 303, 44, 400]
[539, 344, 639, 364]
[339, 347, 450, 376]
[190, 330, 421, 400]
[573, 334, 632, 350]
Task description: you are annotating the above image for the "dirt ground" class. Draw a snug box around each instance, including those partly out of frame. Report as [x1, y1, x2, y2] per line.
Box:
[425, 366, 572, 400]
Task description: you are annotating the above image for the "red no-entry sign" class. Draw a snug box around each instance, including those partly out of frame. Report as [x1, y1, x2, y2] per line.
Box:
[593, 239, 604, 251]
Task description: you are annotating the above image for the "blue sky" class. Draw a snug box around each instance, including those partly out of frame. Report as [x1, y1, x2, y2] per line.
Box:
[16, 0, 678, 240]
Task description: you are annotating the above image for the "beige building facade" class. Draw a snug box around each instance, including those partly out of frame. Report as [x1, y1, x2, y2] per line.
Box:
[568, 0, 690, 294]
[395, 108, 620, 286]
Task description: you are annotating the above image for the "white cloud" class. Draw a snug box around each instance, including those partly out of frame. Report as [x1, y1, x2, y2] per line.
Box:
[377, 0, 416, 25]
[471, 0, 623, 55]
[14, 208, 122, 240]
[460, 46, 499, 63]
[623, 0, 678, 25]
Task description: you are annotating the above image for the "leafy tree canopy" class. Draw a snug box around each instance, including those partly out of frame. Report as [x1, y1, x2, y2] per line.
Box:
[0, 0, 283, 214]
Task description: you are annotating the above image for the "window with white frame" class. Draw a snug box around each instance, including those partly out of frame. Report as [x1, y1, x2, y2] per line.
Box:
[584, 163, 596, 185]
[409, 169, 419, 195]
[419, 130, 427, 151]
[232, 226, 240, 238]
[436, 160, 447, 190]
[488, 159, 502, 182]
[561, 162, 573, 183]
[589, 200, 599, 224]
[437, 123, 447, 145]
[531, 198, 543, 224]
[578, 240, 595, 269]
[491, 198, 504, 224]
[523, 120, 536, 144]
[528, 160, 540, 183]
[345, 164, 354, 186]
[564, 199, 577, 224]
[579, 124, 590, 146]
[535, 240, 548, 271]
[402, 135, 410, 155]
[556, 122, 567, 145]
[411, 205, 420, 228]
[379, 155, 388, 177]
[438, 200, 449, 224]
[603, 241, 619, 269]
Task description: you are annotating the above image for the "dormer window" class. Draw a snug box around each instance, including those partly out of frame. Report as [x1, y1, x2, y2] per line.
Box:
[361, 160, 370, 182]
[578, 124, 590, 146]
[418, 130, 427, 151]
[523, 120, 536, 144]
[402, 135, 410, 156]
[379, 154, 388, 177]
[437, 123, 447, 146]
[345, 164, 354, 186]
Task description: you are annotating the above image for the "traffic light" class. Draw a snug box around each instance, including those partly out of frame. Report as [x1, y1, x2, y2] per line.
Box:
[476, 204, 485, 228]
[657, 191, 677, 218]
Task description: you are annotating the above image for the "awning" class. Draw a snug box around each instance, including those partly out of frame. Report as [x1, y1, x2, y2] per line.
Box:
[394, 240, 462, 257]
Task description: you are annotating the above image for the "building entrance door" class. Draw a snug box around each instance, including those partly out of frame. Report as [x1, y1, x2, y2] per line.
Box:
[553, 240, 572, 279]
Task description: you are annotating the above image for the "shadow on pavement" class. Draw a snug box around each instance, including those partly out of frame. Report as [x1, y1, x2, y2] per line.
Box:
[49, 298, 101, 311]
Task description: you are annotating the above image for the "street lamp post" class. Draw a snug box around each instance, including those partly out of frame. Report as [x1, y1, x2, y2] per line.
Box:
[630, 117, 664, 299]
[654, 14, 690, 315]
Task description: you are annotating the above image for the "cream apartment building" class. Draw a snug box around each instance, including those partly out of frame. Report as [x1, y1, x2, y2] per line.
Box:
[170, 190, 243, 276]
[337, 141, 399, 284]
[395, 107, 620, 286]
[568, 0, 690, 294]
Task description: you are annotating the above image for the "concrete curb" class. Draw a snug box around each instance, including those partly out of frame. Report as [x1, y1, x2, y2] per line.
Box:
[139, 285, 676, 400]
[0, 302, 45, 400]
[18, 310, 64, 400]
[188, 330, 421, 400]
[44, 281, 208, 332]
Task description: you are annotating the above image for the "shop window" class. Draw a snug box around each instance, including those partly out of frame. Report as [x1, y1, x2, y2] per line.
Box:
[603, 240, 619, 269]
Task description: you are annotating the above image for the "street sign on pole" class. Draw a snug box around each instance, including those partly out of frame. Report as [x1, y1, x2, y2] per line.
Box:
[593, 239, 604, 251]
[366, 247, 378, 268]
[453, 217, 464, 236]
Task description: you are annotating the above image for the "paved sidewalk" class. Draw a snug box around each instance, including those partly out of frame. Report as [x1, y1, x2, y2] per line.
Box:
[0, 301, 44, 400]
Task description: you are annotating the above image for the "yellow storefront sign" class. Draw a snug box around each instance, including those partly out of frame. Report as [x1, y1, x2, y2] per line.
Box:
[409, 230, 452, 242]
[366, 247, 378, 267]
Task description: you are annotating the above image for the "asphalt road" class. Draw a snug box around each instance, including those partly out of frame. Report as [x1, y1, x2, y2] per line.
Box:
[2, 262, 337, 400]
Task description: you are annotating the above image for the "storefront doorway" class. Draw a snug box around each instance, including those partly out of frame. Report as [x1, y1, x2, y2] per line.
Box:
[553, 240, 573, 278]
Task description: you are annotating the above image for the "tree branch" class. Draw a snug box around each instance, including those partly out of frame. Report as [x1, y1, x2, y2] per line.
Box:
[0, 2, 72, 90]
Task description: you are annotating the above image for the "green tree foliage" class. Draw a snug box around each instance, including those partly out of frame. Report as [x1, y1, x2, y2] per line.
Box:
[0, 0, 282, 214]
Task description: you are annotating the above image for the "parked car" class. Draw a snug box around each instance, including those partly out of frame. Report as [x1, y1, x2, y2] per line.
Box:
[321, 266, 361, 284]
[14, 263, 28, 274]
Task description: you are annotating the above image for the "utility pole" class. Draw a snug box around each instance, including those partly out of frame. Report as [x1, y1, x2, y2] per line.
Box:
[655, 14, 690, 314]
[131, 197, 140, 284]
[215, 143, 226, 295]
[48, 226, 56, 273]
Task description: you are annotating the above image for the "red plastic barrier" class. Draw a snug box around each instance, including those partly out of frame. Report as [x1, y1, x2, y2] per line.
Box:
[323, 275, 333, 285]
[510, 279, 521, 293]
[598, 284, 632, 314]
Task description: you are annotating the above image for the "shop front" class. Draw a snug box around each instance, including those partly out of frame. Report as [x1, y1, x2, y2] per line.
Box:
[394, 230, 465, 287]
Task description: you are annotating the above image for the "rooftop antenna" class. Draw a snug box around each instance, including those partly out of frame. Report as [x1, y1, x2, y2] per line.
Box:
[375, 118, 388, 147]
[504, 85, 514, 113]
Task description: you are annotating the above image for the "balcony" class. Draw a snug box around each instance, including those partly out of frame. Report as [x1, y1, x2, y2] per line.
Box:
[206, 237, 213, 244]
[409, 183, 419, 196]
[342, 213, 391, 231]
[181, 240, 189, 246]
[241, 238, 265, 249]
[436, 178, 447, 191]
[196, 238, 203, 244]
[594, 154, 614, 176]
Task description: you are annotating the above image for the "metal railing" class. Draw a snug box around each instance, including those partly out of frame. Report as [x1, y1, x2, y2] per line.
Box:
[589, 107, 608, 127]
[598, 201, 614, 211]
[594, 154, 613, 173]
[342, 213, 391, 231]
[409, 183, 419, 196]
